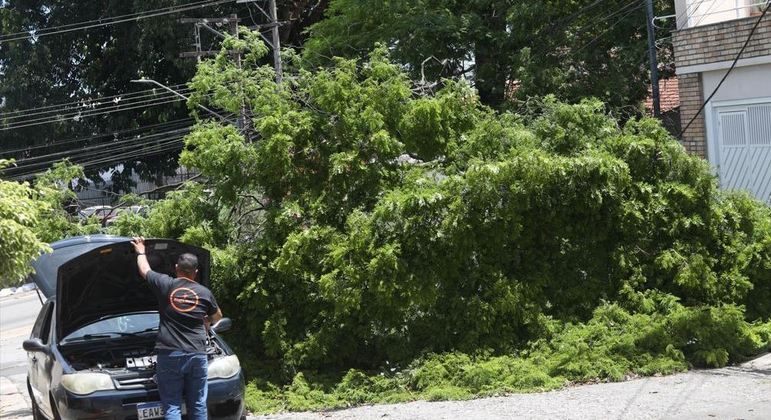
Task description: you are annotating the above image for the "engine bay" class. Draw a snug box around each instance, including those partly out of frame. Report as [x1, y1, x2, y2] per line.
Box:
[62, 336, 226, 373]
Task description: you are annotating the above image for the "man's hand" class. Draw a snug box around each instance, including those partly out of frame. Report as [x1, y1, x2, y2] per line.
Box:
[204, 308, 223, 331]
[131, 236, 151, 279]
[131, 236, 146, 254]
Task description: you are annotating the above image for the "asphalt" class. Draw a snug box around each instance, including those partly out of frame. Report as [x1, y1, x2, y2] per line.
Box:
[0, 290, 39, 420]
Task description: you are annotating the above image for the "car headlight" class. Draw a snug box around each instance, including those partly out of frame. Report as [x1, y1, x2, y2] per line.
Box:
[207, 355, 241, 379]
[61, 373, 114, 395]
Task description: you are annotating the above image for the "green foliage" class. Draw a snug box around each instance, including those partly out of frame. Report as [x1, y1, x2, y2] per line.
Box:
[242, 299, 771, 414]
[0, 159, 50, 287]
[175, 41, 771, 380]
[32, 161, 101, 243]
[89, 38, 770, 413]
[304, 0, 675, 111]
[0, 159, 102, 287]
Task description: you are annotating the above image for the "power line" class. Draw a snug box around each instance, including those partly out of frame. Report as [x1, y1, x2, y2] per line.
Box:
[569, 0, 644, 43]
[0, 0, 232, 44]
[1, 93, 190, 128]
[1, 91, 191, 124]
[571, 4, 645, 55]
[0, 0, 216, 39]
[678, 2, 771, 139]
[8, 140, 186, 179]
[692, 0, 721, 27]
[6, 134, 185, 171]
[676, 0, 709, 25]
[10, 127, 191, 165]
[5, 135, 186, 176]
[0, 97, 187, 131]
[3, 110, 237, 171]
[0, 119, 193, 155]
[0, 84, 187, 118]
[0, 89, 193, 125]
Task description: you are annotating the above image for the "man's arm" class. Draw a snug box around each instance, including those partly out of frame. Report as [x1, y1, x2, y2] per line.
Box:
[205, 307, 223, 327]
[130, 237, 151, 279]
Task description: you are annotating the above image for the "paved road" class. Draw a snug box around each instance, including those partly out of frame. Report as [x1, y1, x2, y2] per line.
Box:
[1, 290, 41, 419]
[1, 291, 41, 377]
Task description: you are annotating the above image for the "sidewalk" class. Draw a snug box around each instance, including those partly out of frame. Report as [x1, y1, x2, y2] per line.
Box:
[0, 376, 31, 420]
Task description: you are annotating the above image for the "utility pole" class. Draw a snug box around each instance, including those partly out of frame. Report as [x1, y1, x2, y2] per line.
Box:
[237, 0, 283, 84]
[178, 16, 240, 60]
[179, 15, 249, 130]
[645, 0, 661, 118]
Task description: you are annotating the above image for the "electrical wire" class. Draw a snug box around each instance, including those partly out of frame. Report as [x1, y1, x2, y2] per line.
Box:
[0, 119, 193, 155]
[571, 2, 646, 55]
[4, 135, 186, 175]
[7, 141, 186, 179]
[569, 0, 645, 42]
[1, 94, 190, 128]
[0, 0, 232, 44]
[10, 127, 192, 164]
[6, 135, 185, 171]
[1, 92, 192, 126]
[3, 109, 238, 174]
[692, 0, 721, 27]
[0, 84, 187, 118]
[0, 97, 187, 131]
[678, 2, 771, 139]
[676, 0, 709, 25]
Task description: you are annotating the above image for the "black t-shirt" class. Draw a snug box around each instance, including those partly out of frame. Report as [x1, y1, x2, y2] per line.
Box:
[146, 270, 219, 354]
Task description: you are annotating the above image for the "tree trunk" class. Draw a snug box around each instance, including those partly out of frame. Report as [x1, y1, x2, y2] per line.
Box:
[473, 6, 508, 108]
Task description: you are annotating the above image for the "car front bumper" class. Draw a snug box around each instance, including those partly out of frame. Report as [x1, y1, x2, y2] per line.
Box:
[54, 371, 245, 420]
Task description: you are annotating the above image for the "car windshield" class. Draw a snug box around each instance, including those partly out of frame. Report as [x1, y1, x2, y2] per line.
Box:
[61, 312, 159, 343]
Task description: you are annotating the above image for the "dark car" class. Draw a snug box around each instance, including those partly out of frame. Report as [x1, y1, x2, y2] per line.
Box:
[23, 235, 245, 420]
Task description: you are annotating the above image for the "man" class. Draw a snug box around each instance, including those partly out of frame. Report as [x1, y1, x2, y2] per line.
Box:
[131, 236, 222, 420]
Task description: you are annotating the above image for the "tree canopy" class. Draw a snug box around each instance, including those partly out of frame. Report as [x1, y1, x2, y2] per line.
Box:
[102, 36, 771, 373]
[304, 0, 674, 112]
[0, 0, 329, 185]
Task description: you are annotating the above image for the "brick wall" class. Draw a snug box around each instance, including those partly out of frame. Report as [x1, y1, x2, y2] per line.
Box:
[677, 73, 706, 157]
[672, 13, 771, 69]
[672, 12, 771, 158]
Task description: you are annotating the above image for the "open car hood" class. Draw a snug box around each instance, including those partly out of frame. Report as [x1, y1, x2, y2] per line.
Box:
[30, 235, 210, 340]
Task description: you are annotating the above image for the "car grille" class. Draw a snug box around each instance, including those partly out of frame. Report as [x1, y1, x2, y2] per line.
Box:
[113, 372, 157, 390]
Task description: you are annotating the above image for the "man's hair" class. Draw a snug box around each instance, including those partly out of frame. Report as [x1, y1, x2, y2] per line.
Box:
[177, 253, 199, 273]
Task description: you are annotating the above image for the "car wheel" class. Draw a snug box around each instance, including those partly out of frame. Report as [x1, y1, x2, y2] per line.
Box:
[27, 380, 43, 420]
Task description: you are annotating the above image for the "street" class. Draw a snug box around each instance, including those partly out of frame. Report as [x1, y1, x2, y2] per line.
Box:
[0, 290, 41, 419]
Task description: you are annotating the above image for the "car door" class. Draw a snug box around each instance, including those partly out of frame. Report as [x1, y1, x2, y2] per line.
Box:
[27, 300, 54, 418]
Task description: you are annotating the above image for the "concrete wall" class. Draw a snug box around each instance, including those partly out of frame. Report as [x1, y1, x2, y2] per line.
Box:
[701, 62, 771, 103]
[677, 0, 761, 29]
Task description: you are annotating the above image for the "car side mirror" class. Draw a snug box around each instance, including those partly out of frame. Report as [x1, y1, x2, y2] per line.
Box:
[23, 338, 50, 354]
[211, 318, 232, 334]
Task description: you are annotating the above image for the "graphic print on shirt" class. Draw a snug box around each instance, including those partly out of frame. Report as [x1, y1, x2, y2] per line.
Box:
[169, 286, 200, 313]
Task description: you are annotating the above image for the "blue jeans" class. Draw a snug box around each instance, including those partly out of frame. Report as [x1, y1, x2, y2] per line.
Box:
[156, 350, 208, 420]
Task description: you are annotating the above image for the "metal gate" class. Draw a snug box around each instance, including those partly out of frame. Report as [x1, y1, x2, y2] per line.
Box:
[715, 102, 771, 203]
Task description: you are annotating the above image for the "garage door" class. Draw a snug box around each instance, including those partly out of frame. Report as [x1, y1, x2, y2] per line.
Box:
[716, 102, 771, 203]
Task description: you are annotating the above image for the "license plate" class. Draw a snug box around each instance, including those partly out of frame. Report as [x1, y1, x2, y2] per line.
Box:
[137, 401, 187, 419]
[137, 402, 164, 420]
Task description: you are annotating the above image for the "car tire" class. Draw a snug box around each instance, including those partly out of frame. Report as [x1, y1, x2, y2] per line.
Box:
[27, 380, 43, 420]
[49, 393, 61, 420]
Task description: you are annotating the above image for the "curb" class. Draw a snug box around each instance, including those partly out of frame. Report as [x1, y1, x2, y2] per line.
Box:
[0, 376, 31, 419]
